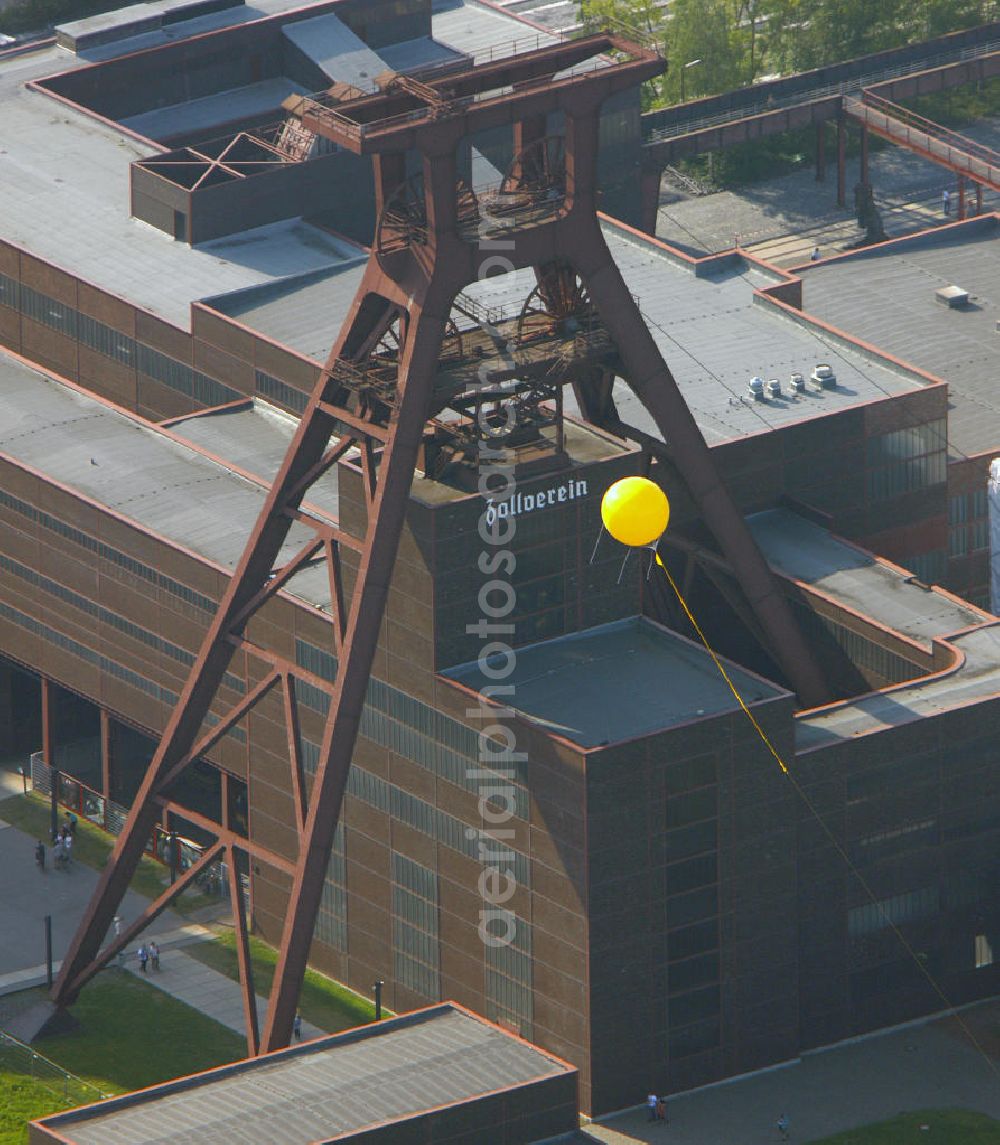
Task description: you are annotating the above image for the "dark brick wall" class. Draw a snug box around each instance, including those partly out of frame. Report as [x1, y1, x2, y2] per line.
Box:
[586, 692, 798, 1111]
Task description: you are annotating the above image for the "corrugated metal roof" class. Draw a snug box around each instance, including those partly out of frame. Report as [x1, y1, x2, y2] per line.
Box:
[797, 222, 1000, 460]
[39, 1006, 571, 1145]
[445, 616, 785, 747]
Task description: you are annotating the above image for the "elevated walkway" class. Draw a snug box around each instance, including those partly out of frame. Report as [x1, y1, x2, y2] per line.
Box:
[847, 93, 1000, 191]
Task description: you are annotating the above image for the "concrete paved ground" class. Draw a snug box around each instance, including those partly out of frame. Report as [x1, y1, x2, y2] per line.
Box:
[654, 115, 1000, 261]
[0, 781, 182, 990]
[0, 769, 325, 1042]
[582, 1010, 1000, 1144]
[121, 947, 323, 1041]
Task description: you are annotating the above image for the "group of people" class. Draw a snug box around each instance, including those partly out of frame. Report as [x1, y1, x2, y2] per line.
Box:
[136, 942, 161, 973]
[646, 1092, 668, 1123]
[34, 812, 78, 872]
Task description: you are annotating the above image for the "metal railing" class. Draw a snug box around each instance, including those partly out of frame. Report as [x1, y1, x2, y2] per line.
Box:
[849, 95, 1000, 188]
[645, 38, 1000, 145]
[29, 753, 230, 897]
[0, 1031, 109, 1109]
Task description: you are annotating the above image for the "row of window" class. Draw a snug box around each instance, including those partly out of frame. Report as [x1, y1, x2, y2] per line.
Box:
[392, 853, 441, 1001]
[0, 600, 180, 710]
[0, 489, 217, 614]
[803, 608, 918, 686]
[315, 823, 346, 952]
[0, 552, 244, 694]
[949, 490, 988, 526]
[908, 550, 947, 585]
[0, 600, 244, 743]
[255, 370, 309, 415]
[949, 520, 989, 558]
[296, 639, 530, 815]
[847, 885, 940, 938]
[0, 272, 241, 407]
[299, 738, 531, 886]
[485, 909, 533, 1035]
[865, 421, 947, 503]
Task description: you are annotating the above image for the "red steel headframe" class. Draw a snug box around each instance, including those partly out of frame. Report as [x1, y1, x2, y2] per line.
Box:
[53, 33, 828, 1053]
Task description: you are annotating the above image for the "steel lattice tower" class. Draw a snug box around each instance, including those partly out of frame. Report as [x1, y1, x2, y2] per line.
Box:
[53, 32, 828, 1052]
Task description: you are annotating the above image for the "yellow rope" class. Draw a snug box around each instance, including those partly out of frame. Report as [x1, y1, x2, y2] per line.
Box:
[656, 554, 788, 773]
[654, 550, 1000, 1086]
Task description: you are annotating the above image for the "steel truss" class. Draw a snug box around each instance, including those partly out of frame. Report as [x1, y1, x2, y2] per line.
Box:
[54, 32, 829, 1053]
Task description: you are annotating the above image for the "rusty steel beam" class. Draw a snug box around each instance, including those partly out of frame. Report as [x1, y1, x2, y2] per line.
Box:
[61, 841, 224, 1000]
[227, 846, 259, 1056]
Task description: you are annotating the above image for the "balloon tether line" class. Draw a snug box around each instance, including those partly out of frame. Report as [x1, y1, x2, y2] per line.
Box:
[653, 548, 1000, 1085]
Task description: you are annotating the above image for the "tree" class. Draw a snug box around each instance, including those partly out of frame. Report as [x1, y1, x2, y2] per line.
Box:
[579, 0, 668, 107]
[578, 0, 666, 39]
[663, 0, 745, 103]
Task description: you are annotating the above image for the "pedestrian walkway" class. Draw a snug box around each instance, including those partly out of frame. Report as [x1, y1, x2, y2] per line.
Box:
[122, 946, 324, 1041]
[580, 1005, 1000, 1145]
[0, 785, 326, 1045]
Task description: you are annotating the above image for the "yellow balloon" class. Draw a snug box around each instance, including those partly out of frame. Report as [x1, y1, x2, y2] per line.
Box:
[601, 476, 670, 547]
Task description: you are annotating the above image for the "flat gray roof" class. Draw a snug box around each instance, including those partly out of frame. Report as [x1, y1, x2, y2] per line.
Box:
[120, 77, 307, 140]
[36, 1004, 573, 1145]
[797, 219, 1000, 459]
[798, 622, 1000, 751]
[748, 509, 985, 645]
[205, 260, 367, 363]
[445, 616, 786, 748]
[165, 398, 340, 521]
[0, 27, 360, 330]
[748, 507, 1000, 751]
[281, 10, 389, 86]
[218, 220, 920, 445]
[0, 352, 333, 609]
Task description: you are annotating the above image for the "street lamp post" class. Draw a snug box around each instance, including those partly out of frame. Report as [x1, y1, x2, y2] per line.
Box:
[680, 58, 703, 104]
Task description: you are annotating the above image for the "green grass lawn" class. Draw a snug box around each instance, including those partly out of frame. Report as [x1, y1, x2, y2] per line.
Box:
[185, 928, 382, 1033]
[0, 792, 215, 914]
[810, 1109, 1000, 1143]
[0, 971, 245, 1144]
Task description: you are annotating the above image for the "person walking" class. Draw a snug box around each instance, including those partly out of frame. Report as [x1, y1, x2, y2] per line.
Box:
[777, 1112, 790, 1140]
[646, 1093, 658, 1122]
[114, 916, 126, 966]
[149, 942, 160, 971]
[656, 1094, 668, 1122]
[138, 944, 149, 973]
[942, 188, 951, 216]
[34, 839, 45, 872]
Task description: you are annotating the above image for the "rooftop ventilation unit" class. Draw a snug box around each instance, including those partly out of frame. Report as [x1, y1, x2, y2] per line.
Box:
[789, 372, 806, 394]
[747, 376, 765, 401]
[935, 284, 969, 309]
[810, 363, 836, 390]
[765, 378, 782, 399]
